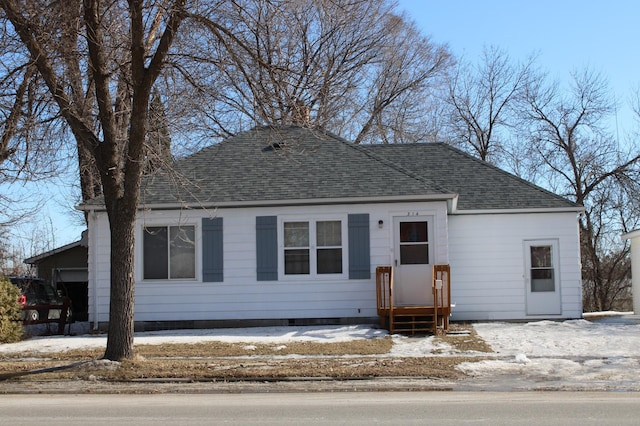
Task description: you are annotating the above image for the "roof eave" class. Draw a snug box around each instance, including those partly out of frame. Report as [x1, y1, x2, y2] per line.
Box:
[24, 236, 87, 264]
[78, 193, 459, 212]
[451, 206, 585, 215]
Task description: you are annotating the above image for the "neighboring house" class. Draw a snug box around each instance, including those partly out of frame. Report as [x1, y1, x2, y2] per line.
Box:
[24, 233, 89, 321]
[81, 126, 584, 330]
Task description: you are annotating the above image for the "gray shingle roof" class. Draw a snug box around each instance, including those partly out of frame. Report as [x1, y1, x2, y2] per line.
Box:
[362, 143, 580, 211]
[138, 126, 451, 206]
[87, 125, 580, 212]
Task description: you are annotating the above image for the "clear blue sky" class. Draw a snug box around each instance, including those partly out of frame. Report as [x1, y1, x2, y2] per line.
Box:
[10, 1, 640, 252]
[397, 0, 639, 131]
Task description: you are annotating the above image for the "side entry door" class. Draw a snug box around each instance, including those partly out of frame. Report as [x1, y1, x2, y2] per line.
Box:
[525, 240, 562, 315]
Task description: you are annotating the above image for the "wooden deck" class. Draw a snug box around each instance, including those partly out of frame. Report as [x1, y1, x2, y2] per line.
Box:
[376, 265, 451, 335]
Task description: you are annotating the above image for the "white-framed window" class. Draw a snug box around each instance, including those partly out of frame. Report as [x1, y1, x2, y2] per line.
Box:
[143, 225, 196, 280]
[281, 217, 346, 278]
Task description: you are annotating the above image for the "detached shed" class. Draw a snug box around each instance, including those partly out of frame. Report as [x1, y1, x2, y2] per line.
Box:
[25, 233, 89, 321]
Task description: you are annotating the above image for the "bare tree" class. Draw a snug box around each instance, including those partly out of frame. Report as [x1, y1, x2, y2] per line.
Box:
[178, 0, 452, 145]
[0, 31, 71, 226]
[518, 68, 640, 311]
[144, 89, 173, 173]
[0, 216, 57, 277]
[0, 0, 450, 360]
[581, 183, 633, 311]
[0, 0, 187, 360]
[0, 228, 28, 276]
[444, 46, 534, 161]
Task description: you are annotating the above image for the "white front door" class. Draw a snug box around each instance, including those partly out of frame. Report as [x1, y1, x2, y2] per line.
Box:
[393, 216, 433, 306]
[525, 240, 562, 315]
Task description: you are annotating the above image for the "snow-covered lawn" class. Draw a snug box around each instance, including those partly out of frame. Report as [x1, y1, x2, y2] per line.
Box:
[2, 312, 639, 390]
[459, 313, 640, 390]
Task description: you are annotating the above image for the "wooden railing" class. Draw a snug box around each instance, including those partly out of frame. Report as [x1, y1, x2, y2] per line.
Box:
[375, 266, 394, 331]
[376, 264, 451, 334]
[22, 297, 72, 335]
[432, 264, 451, 332]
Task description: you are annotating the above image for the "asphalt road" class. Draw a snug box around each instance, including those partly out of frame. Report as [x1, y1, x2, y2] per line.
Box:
[1, 392, 639, 425]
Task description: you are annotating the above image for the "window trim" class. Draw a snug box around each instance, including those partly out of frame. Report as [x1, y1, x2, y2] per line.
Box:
[278, 215, 348, 280]
[140, 222, 199, 282]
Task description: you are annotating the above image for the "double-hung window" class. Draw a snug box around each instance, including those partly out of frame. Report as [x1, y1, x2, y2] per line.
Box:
[316, 221, 342, 274]
[143, 225, 195, 280]
[283, 219, 344, 276]
[284, 222, 310, 274]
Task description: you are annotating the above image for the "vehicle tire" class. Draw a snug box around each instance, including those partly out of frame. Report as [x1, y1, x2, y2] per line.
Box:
[25, 310, 39, 322]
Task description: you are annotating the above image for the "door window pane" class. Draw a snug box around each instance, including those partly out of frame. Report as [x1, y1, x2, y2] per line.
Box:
[531, 269, 555, 292]
[399, 221, 429, 265]
[530, 245, 554, 292]
[531, 246, 552, 267]
[400, 222, 428, 243]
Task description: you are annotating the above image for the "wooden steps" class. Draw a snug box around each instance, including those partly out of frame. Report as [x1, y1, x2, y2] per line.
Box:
[376, 265, 451, 335]
[391, 313, 435, 335]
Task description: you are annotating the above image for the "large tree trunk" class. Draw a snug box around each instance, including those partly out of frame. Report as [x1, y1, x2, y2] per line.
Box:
[1, 0, 187, 361]
[103, 205, 137, 360]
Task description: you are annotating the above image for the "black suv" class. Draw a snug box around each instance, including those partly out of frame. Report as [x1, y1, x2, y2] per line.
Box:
[9, 276, 70, 322]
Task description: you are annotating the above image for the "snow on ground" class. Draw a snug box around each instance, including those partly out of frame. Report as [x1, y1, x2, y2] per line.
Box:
[457, 312, 640, 390]
[2, 312, 640, 390]
[473, 316, 640, 358]
[0, 324, 387, 354]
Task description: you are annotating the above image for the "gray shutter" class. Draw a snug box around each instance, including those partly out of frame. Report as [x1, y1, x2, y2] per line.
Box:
[202, 217, 223, 282]
[256, 216, 278, 281]
[348, 213, 370, 279]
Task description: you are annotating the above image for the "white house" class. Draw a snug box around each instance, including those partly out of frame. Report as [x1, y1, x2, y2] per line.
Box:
[82, 126, 584, 330]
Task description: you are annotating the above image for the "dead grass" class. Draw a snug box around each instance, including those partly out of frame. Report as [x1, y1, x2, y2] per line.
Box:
[109, 356, 478, 381]
[134, 336, 394, 358]
[0, 324, 493, 384]
[435, 324, 493, 353]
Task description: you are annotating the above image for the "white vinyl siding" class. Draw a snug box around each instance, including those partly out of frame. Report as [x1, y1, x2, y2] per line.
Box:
[87, 201, 449, 324]
[448, 212, 581, 321]
[87, 202, 581, 324]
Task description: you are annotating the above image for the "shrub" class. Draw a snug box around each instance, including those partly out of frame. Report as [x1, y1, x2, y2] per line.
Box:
[0, 277, 23, 343]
